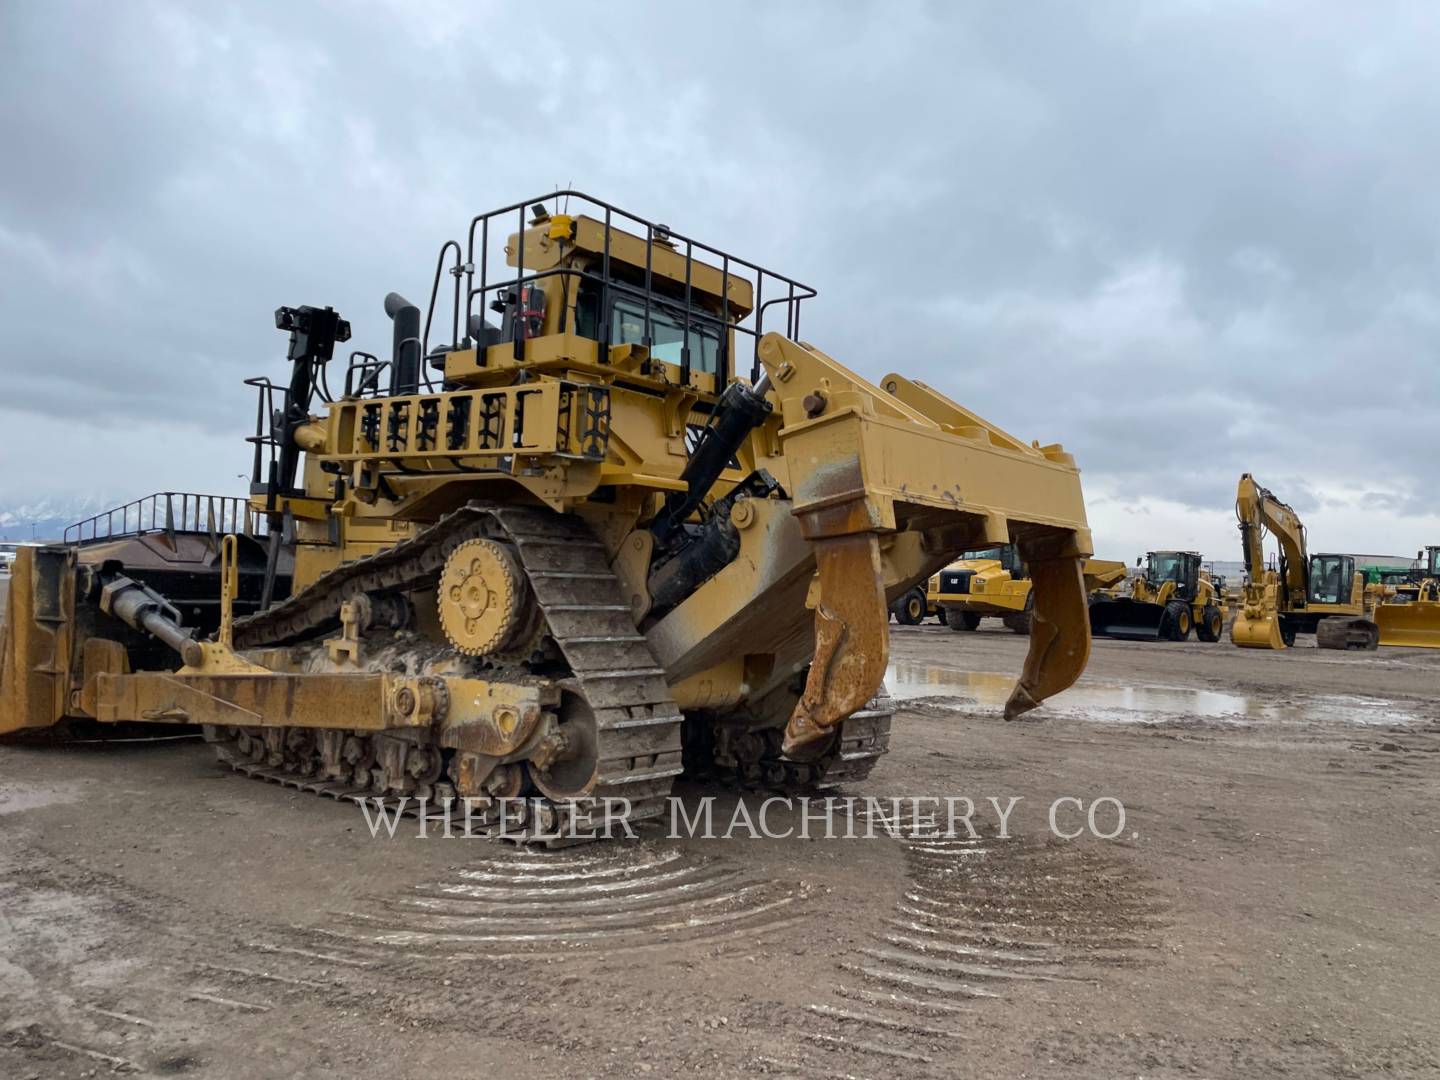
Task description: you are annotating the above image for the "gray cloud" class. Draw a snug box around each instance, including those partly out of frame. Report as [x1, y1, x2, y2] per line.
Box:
[3, 1, 1439, 558]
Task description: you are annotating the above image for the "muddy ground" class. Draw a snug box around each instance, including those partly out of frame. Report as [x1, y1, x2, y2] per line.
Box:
[2, 616, 1439, 1079]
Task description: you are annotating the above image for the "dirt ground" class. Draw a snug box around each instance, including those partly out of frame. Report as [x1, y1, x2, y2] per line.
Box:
[3, 615, 1439, 1079]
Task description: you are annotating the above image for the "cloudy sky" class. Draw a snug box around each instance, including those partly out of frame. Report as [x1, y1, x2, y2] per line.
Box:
[3, 1, 1438, 560]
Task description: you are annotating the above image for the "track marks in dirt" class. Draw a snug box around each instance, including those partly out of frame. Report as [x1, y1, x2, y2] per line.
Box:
[1331, 726, 1440, 780]
[294, 843, 810, 960]
[776, 824, 1166, 1077]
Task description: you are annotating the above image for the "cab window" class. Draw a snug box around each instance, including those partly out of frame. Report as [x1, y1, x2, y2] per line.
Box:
[1149, 553, 1185, 582]
[1307, 555, 1348, 605]
[610, 296, 720, 374]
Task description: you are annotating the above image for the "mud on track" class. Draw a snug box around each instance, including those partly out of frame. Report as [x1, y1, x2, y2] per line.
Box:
[2, 622, 1439, 1078]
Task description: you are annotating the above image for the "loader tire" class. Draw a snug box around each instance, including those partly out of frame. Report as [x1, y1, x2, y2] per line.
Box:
[1196, 604, 1223, 643]
[1164, 600, 1192, 642]
[895, 588, 926, 625]
[947, 609, 981, 632]
[1002, 610, 1031, 635]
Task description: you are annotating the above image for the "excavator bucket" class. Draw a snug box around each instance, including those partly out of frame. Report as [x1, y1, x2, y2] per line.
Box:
[1231, 576, 1285, 649]
[1375, 601, 1440, 648]
[1088, 597, 1168, 641]
[1231, 610, 1284, 649]
[1231, 586, 1285, 649]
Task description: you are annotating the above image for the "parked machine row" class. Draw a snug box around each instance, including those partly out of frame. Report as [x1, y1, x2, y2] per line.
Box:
[893, 473, 1440, 653]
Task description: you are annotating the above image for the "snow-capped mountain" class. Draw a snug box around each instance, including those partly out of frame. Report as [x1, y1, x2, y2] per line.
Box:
[0, 495, 128, 541]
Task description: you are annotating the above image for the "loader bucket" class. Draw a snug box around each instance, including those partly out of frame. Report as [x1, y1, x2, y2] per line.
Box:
[1088, 597, 1167, 641]
[1375, 601, 1440, 649]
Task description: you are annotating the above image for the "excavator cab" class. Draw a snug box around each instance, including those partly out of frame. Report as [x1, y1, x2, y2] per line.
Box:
[1306, 554, 1355, 607]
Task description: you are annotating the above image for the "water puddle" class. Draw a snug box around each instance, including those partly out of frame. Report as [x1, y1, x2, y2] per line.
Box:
[885, 662, 1421, 727]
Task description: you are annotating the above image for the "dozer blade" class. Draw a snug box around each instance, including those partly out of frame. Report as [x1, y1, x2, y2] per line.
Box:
[1088, 597, 1168, 641]
[1231, 609, 1284, 649]
[1004, 554, 1091, 720]
[1375, 601, 1440, 649]
[1, 545, 70, 737]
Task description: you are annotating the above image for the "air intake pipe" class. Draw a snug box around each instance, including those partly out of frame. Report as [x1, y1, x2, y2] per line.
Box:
[385, 292, 422, 396]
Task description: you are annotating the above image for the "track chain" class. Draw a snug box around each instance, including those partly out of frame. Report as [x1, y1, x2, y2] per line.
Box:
[704, 693, 894, 791]
[216, 503, 685, 843]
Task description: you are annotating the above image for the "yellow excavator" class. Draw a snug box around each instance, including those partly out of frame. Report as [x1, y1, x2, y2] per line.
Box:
[1087, 550, 1226, 642]
[0, 192, 1096, 841]
[1374, 546, 1440, 648]
[1231, 474, 1377, 650]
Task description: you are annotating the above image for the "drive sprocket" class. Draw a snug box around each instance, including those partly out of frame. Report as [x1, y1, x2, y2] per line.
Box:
[438, 537, 528, 656]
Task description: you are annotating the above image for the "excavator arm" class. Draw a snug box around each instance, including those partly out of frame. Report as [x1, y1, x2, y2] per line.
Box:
[1232, 473, 1308, 649]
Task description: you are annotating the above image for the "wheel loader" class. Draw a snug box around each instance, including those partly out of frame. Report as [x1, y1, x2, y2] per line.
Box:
[1231, 474, 1378, 650]
[1374, 546, 1440, 648]
[1088, 551, 1226, 642]
[0, 192, 1096, 842]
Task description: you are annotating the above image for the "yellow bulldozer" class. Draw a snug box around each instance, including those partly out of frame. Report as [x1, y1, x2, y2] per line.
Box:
[1374, 546, 1440, 648]
[1231, 474, 1377, 650]
[1087, 551, 1226, 642]
[0, 193, 1096, 841]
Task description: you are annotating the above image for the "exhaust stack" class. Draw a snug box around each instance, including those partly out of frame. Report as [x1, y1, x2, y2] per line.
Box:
[385, 292, 422, 396]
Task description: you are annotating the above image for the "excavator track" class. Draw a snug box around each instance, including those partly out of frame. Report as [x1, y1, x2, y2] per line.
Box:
[213, 503, 686, 843]
[1315, 615, 1379, 651]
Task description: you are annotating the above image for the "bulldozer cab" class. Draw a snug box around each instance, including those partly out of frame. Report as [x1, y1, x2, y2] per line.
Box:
[430, 198, 786, 402]
[1145, 551, 1201, 600]
[1421, 547, 1440, 581]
